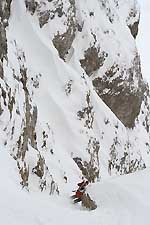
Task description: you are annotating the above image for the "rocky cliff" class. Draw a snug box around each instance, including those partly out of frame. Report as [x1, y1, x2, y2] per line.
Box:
[0, 0, 150, 194]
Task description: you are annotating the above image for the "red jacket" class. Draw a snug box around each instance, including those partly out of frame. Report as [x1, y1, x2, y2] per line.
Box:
[75, 190, 83, 198]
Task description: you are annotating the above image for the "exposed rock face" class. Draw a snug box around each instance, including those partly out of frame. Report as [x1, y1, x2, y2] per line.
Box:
[93, 55, 146, 128]
[77, 1, 143, 128]
[16, 56, 38, 163]
[25, 0, 77, 60]
[126, 5, 140, 39]
[52, 24, 76, 60]
[81, 193, 97, 210]
[0, 0, 150, 195]
[52, 0, 76, 59]
[25, 0, 38, 15]
[0, 0, 12, 23]
[80, 47, 107, 76]
[0, 0, 12, 78]
[73, 137, 100, 182]
[0, 0, 12, 120]
[128, 20, 139, 39]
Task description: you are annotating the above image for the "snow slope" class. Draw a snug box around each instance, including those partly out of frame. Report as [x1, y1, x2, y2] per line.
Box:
[1, 148, 150, 225]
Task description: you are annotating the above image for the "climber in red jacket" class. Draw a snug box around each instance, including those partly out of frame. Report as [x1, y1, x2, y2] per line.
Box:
[71, 179, 89, 203]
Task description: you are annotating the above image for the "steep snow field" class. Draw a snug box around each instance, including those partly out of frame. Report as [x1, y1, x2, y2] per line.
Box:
[1, 149, 150, 225]
[5, 0, 143, 187]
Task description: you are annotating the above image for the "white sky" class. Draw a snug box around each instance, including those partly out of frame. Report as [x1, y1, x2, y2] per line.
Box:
[137, 0, 150, 82]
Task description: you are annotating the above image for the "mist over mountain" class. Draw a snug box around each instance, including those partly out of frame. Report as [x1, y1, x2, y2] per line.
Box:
[137, 0, 150, 82]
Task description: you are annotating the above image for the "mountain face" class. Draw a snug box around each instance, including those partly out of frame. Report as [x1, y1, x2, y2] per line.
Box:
[0, 0, 150, 194]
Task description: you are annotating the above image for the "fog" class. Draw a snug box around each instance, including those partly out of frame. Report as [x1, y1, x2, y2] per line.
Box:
[137, 0, 150, 82]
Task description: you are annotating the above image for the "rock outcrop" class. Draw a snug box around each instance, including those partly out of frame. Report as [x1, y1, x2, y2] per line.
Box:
[0, 0, 150, 195]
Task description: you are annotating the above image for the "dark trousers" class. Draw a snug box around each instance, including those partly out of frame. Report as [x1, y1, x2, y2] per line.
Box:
[74, 198, 82, 203]
[71, 195, 82, 203]
[71, 194, 76, 199]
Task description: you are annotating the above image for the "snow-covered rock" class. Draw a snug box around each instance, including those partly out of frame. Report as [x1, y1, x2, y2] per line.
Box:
[0, 0, 150, 197]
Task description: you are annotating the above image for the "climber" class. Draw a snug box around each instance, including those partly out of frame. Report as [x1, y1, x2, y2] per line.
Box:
[77, 179, 89, 189]
[71, 179, 89, 203]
